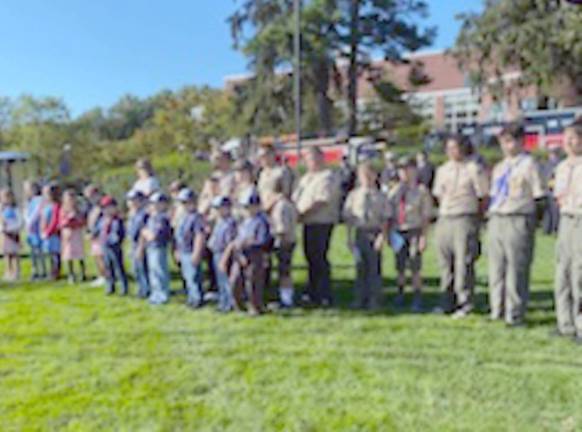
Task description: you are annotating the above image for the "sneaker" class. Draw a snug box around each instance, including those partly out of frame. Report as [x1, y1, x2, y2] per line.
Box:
[452, 308, 469, 320]
[410, 295, 423, 314]
[67, 275, 76, 285]
[90, 277, 106, 287]
[393, 293, 404, 309]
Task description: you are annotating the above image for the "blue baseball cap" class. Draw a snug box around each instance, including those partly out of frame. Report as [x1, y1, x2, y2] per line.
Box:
[239, 188, 261, 207]
[126, 190, 145, 201]
[177, 188, 197, 202]
[150, 192, 170, 204]
[211, 195, 232, 208]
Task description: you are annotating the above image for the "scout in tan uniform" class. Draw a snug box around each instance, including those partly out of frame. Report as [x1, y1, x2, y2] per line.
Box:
[433, 135, 489, 317]
[389, 157, 433, 312]
[552, 118, 582, 342]
[343, 162, 391, 310]
[257, 146, 294, 212]
[211, 150, 236, 198]
[270, 178, 298, 308]
[232, 160, 257, 221]
[488, 123, 546, 326]
[292, 146, 341, 306]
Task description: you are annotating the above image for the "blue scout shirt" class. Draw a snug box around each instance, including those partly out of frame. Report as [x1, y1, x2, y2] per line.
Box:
[98, 216, 126, 249]
[208, 216, 237, 254]
[127, 207, 149, 251]
[235, 212, 272, 254]
[146, 213, 172, 249]
[175, 210, 206, 254]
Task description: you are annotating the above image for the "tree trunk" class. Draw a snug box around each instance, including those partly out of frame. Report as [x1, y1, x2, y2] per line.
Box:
[347, 0, 359, 137]
[315, 58, 333, 136]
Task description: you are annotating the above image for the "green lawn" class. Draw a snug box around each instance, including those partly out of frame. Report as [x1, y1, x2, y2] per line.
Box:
[0, 228, 580, 432]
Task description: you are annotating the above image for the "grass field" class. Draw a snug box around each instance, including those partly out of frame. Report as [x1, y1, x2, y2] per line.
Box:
[0, 227, 580, 432]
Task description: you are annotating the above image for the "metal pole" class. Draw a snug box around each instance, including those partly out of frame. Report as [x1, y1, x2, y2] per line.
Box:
[294, 0, 302, 163]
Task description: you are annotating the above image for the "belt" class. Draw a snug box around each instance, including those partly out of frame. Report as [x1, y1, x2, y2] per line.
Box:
[439, 213, 478, 219]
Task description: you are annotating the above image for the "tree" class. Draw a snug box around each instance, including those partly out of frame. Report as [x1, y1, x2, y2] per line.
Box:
[454, 0, 582, 106]
[336, 0, 435, 135]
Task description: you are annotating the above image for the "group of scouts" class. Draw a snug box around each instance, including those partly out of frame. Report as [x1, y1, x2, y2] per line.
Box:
[3, 117, 582, 341]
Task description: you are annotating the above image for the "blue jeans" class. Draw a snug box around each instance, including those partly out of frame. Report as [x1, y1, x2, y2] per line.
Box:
[29, 244, 46, 278]
[180, 252, 203, 307]
[213, 252, 233, 311]
[132, 249, 150, 298]
[104, 246, 128, 294]
[147, 246, 170, 304]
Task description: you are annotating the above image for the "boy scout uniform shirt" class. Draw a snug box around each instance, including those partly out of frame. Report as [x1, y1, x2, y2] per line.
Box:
[257, 166, 293, 205]
[389, 183, 433, 231]
[175, 211, 206, 254]
[236, 212, 271, 254]
[489, 153, 546, 215]
[271, 197, 298, 245]
[554, 156, 582, 216]
[292, 169, 341, 224]
[208, 216, 237, 254]
[127, 207, 149, 250]
[146, 213, 172, 249]
[343, 187, 392, 230]
[433, 160, 489, 216]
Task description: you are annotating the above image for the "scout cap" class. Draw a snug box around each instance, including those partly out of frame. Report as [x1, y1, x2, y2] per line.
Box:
[177, 188, 196, 203]
[211, 195, 232, 208]
[150, 192, 170, 204]
[126, 190, 145, 201]
[233, 159, 254, 172]
[239, 188, 261, 207]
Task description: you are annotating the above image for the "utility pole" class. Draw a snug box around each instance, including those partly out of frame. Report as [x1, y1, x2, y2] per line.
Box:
[294, 0, 302, 162]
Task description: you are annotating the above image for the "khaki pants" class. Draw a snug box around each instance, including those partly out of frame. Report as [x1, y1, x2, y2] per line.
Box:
[435, 215, 479, 311]
[555, 215, 582, 336]
[488, 214, 536, 324]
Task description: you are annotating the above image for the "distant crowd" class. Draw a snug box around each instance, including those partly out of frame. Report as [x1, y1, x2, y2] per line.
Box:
[2, 118, 582, 343]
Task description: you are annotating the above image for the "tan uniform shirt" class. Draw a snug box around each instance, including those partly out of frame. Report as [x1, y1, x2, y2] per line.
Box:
[293, 169, 341, 225]
[433, 160, 489, 216]
[343, 187, 392, 230]
[257, 166, 293, 208]
[489, 153, 546, 215]
[271, 197, 298, 245]
[555, 157, 582, 216]
[232, 183, 255, 221]
[217, 170, 236, 198]
[389, 183, 433, 231]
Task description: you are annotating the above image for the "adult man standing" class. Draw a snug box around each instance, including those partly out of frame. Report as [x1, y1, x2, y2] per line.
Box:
[293, 146, 341, 307]
[433, 135, 489, 317]
[488, 123, 547, 327]
[257, 146, 294, 212]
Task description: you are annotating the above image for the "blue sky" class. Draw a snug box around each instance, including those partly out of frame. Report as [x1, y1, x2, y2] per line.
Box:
[0, 0, 482, 116]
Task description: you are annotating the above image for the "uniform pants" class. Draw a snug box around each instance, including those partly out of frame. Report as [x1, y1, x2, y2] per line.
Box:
[303, 224, 333, 305]
[543, 194, 560, 235]
[213, 252, 233, 311]
[104, 246, 128, 295]
[147, 246, 170, 304]
[435, 215, 479, 311]
[131, 250, 149, 298]
[488, 214, 536, 324]
[181, 252, 203, 307]
[231, 251, 267, 312]
[554, 216, 582, 336]
[353, 229, 382, 308]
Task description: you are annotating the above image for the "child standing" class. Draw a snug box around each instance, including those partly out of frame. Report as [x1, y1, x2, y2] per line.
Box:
[226, 190, 272, 316]
[84, 184, 106, 287]
[208, 196, 237, 312]
[126, 190, 150, 298]
[60, 189, 87, 283]
[1, 189, 22, 281]
[175, 188, 207, 308]
[40, 183, 61, 280]
[142, 192, 172, 305]
[343, 163, 391, 310]
[270, 179, 298, 308]
[23, 180, 46, 280]
[97, 196, 128, 296]
[388, 157, 433, 312]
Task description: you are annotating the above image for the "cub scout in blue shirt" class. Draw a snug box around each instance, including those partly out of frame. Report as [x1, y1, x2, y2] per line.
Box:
[97, 196, 128, 296]
[141, 192, 173, 305]
[223, 189, 272, 316]
[174, 188, 207, 308]
[126, 190, 150, 298]
[208, 196, 237, 312]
